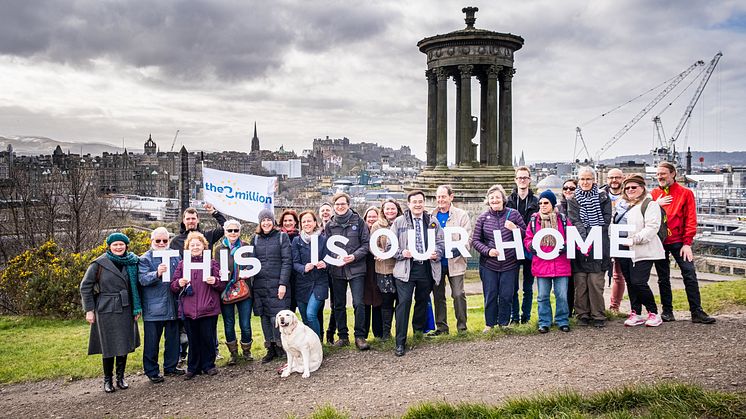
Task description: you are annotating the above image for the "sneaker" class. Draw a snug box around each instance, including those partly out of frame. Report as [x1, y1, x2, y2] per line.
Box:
[691, 309, 716, 324]
[592, 319, 606, 328]
[660, 311, 676, 322]
[215, 350, 223, 360]
[624, 311, 646, 327]
[576, 318, 590, 327]
[482, 326, 493, 334]
[645, 312, 662, 327]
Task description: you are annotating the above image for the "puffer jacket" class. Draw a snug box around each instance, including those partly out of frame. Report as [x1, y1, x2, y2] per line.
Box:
[138, 248, 181, 321]
[291, 234, 329, 303]
[251, 229, 292, 317]
[170, 257, 225, 319]
[625, 197, 665, 263]
[324, 210, 369, 281]
[523, 213, 572, 278]
[471, 207, 527, 272]
[567, 190, 612, 273]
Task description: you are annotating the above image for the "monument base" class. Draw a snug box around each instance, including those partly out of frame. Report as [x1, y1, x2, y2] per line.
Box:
[407, 166, 516, 203]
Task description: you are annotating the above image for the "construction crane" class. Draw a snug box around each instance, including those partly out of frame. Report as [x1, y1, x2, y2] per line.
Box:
[572, 126, 592, 164]
[169, 129, 180, 152]
[652, 52, 722, 166]
[583, 59, 705, 165]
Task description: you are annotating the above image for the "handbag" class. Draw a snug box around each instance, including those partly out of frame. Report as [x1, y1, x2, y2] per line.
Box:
[222, 278, 251, 303]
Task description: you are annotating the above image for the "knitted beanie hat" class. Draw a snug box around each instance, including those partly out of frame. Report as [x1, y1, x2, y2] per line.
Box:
[106, 232, 130, 246]
[538, 189, 557, 208]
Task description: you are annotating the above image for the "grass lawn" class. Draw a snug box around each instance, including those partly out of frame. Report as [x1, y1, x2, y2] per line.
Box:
[304, 382, 746, 419]
[1, 276, 744, 385]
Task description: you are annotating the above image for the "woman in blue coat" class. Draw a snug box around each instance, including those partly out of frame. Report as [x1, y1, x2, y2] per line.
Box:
[291, 210, 329, 339]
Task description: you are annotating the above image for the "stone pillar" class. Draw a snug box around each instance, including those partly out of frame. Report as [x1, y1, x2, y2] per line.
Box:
[478, 73, 487, 166]
[425, 70, 437, 169]
[458, 65, 473, 167]
[487, 65, 500, 166]
[435, 67, 448, 169]
[498, 67, 515, 167]
[454, 74, 462, 166]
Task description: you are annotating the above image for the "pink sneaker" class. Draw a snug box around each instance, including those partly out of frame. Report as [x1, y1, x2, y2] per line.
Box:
[624, 311, 645, 327]
[645, 312, 662, 327]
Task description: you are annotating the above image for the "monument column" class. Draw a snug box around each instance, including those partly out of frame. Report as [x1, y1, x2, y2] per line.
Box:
[454, 74, 462, 166]
[498, 67, 515, 167]
[425, 70, 437, 169]
[487, 64, 500, 166]
[478, 73, 487, 166]
[458, 64, 473, 167]
[435, 67, 448, 169]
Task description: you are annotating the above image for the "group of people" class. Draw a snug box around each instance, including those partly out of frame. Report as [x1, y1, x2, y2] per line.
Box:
[79, 161, 715, 393]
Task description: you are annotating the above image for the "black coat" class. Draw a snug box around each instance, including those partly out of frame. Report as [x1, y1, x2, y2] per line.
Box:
[251, 229, 292, 317]
[291, 234, 329, 303]
[567, 190, 612, 273]
[80, 255, 141, 357]
[506, 189, 540, 226]
[170, 211, 227, 251]
[323, 210, 369, 281]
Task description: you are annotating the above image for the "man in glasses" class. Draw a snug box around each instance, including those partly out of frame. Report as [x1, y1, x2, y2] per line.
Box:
[138, 227, 184, 383]
[602, 168, 626, 313]
[506, 166, 539, 324]
[651, 162, 715, 324]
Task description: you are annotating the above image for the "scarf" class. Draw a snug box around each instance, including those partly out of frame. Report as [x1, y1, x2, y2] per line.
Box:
[221, 237, 243, 282]
[575, 184, 605, 228]
[106, 250, 142, 316]
[539, 212, 558, 247]
[300, 225, 322, 244]
[333, 209, 353, 227]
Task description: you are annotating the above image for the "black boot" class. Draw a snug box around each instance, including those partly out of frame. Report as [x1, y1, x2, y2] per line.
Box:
[115, 356, 129, 390]
[261, 343, 277, 364]
[103, 376, 115, 393]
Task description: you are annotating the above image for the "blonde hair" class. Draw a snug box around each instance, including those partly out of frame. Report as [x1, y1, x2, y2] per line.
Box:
[184, 231, 209, 250]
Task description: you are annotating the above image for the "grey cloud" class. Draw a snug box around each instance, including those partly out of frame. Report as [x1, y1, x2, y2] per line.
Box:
[0, 0, 394, 85]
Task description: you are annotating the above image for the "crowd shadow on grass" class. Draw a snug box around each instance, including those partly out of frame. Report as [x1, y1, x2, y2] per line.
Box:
[298, 382, 746, 419]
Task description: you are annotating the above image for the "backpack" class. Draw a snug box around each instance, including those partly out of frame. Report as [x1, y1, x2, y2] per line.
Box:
[641, 197, 668, 243]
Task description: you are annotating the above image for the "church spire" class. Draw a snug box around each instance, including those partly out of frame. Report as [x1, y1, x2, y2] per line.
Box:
[251, 121, 260, 152]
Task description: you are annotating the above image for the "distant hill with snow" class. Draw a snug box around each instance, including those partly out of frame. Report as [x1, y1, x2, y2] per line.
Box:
[0, 135, 131, 156]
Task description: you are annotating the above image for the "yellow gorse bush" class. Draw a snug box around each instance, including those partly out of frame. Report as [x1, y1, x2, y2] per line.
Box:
[0, 229, 150, 318]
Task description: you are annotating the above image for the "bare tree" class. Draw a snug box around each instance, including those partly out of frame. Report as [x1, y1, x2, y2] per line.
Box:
[59, 165, 111, 253]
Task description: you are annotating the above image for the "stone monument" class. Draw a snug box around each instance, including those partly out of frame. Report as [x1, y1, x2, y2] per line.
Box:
[409, 7, 524, 202]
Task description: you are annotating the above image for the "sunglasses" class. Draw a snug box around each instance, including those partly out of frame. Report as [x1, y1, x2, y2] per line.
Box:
[226, 229, 240, 233]
[562, 186, 576, 191]
[153, 239, 168, 244]
[624, 185, 640, 191]
[539, 201, 552, 205]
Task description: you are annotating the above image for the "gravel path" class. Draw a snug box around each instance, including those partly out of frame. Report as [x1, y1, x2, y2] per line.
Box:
[1, 310, 744, 418]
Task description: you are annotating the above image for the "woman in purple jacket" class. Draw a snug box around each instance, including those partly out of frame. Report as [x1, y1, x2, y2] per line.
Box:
[171, 232, 225, 380]
[471, 184, 526, 331]
[524, 190, 572, 333]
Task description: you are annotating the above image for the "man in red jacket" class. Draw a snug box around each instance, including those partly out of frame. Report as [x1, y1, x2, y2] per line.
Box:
[651, 162, 715, 324]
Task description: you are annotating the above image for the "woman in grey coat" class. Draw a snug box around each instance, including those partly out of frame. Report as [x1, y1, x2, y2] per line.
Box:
[80, 232, 142, 393]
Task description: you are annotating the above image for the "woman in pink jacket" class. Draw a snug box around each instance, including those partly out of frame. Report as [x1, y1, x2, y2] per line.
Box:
[524, 190, 572, 333]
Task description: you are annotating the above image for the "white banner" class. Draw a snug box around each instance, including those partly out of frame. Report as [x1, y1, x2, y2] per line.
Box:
[202, 167, 276, 223]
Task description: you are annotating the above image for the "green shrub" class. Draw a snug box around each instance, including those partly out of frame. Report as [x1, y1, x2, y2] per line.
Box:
[0, 228, 150, 318]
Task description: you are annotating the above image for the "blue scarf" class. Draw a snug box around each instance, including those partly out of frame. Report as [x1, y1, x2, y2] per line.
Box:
[106, 250, 142, 316]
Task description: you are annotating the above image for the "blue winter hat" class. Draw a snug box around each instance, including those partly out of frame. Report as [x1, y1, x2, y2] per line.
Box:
[106, 232, 130, 246]
[538, 189, 557, 208]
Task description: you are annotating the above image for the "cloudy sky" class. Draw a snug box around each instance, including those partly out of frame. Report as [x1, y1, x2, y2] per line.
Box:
[0, 0, 743, 162]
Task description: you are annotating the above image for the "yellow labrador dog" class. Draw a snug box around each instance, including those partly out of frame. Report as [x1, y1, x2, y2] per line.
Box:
[275, 310, 323, 378]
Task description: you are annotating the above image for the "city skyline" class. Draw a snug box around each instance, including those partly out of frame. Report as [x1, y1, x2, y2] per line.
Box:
[1, 0, 744, 162]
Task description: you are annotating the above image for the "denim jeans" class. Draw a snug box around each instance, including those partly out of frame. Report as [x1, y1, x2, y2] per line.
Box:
[142, 320, 180, 378]
[298, 294, 324, 339]
[536, 276, 569, 328]
[480, 266, 516, 327]
[511, 258, 534, 323]
[220, 298, 253, 344]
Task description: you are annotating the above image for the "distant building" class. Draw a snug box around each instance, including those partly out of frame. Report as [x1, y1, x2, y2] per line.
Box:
[262, 159, 302, 178]
[251, 122, 260, 152]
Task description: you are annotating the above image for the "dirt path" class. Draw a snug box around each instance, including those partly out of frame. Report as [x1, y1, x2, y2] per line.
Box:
[1, 310, 744, 418]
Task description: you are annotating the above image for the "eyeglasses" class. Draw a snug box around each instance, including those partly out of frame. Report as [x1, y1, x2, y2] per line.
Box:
[153, 239, 168, 244]
[624, 185, 640, 191]
[334, 202, 348, 207]
[515, 176, 530, 181]
[539, 201, 552, 205]
[562, 186, 576, 191]
[226, 229, 240, 233]
[608, 176, 623, 180]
